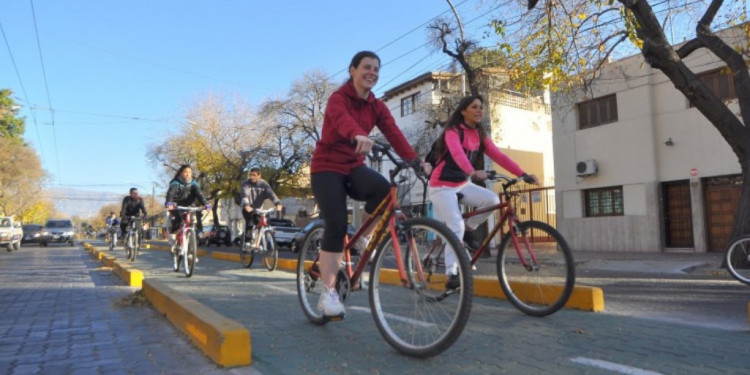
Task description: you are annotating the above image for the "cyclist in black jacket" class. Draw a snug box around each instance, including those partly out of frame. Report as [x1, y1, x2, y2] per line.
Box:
[120, 187, 148, 240]
[165, 164, 210, 248]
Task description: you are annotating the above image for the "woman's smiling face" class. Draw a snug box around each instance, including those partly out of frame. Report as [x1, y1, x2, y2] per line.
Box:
[349, 56, 380, 93]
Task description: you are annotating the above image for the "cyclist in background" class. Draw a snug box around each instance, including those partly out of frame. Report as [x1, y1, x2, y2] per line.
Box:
[105, 212, 120, 243]
[428, 95, 539, 289]
[165, 164, 210, 254]
[240, 167, 283, 247]
[310, 50, 430, 319]
[120, 187, 148, 247]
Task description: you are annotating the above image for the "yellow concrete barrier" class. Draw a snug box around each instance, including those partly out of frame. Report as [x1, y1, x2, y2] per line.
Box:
[211, 251, 240, 262]
[112, 261, 144, 288]
[142, 279, 251, 367]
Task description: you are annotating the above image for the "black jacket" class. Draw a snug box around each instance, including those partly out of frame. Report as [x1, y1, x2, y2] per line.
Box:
[120, 196, 148, 218]
[165, 178, 208, 207]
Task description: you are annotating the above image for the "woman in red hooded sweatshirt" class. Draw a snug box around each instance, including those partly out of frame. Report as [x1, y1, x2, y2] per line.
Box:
[309, 51, 428, 320]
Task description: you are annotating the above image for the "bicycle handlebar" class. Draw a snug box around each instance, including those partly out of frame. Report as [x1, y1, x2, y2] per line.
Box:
[485, 171, 536, 188]
[174, 206, 205, 212]
[369, 141, 428, 184]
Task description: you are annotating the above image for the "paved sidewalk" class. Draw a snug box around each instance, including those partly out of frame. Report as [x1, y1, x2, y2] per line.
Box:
[0, 245, 252, 375]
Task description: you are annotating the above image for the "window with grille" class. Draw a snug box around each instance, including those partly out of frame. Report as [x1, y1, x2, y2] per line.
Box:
[690, 68, 737, 106]
[577, 94, 618, 129]
[584, 186, 624, 217]
[400, 92, 419, 117]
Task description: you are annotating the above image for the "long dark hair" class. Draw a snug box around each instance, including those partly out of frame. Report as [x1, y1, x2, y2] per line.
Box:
[172, 164, 192, 182]
[436, 95, 486, 155]
[346, 51, 380, 83]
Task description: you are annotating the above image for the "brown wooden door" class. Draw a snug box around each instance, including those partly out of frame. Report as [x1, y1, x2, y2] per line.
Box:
[663, 181, 693, 248]
[705, 176, 742, 252]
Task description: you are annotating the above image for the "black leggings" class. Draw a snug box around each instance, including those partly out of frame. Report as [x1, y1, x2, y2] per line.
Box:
[311, 166, 389, 252]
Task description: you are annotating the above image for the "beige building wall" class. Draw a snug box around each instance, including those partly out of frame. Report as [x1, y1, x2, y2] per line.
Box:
[552, 26, 745, 253]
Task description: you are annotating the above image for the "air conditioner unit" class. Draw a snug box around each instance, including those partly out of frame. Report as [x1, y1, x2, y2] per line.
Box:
[576, 159, 598, 177]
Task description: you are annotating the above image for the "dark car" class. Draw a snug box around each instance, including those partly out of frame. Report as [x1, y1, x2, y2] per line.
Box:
[289, 220, 355, 253]
[40, 219, 75, 247]
[21, 224, 44, 245]
[268, 218, 300, 249]
[198, 224, 232, 246]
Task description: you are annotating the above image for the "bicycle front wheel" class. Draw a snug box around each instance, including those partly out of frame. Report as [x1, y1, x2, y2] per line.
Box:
[240, 234, 254, 268]
[131, 231, 139, 261]
[262, 231, 278, 271]
[184, 230, 197, 277]
[726, 235, 750, 285]
[296, 222, 327, 324]
[370, 217, 472, 358]
[124, 233, 132, 260]
[497, 220, 575, 317]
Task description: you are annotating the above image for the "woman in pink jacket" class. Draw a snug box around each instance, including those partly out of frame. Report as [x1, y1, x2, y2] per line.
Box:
[428, 95, 539, 289]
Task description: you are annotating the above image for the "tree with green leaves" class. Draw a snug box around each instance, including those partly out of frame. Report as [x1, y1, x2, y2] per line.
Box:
[0, 89, 24, 141]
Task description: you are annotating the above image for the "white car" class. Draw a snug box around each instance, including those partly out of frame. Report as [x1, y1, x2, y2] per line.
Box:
[0, 217, 23, 251]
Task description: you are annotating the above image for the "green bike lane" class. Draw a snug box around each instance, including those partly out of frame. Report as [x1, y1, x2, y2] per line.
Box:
[105, 242, 749, 374]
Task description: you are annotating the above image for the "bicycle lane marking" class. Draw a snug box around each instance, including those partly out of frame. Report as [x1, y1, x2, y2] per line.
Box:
[570, 357, 666, 375]
[348, 306, 436, 328]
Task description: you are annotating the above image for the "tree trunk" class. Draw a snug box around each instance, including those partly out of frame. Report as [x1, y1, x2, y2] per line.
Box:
[212, 197, 220, 225]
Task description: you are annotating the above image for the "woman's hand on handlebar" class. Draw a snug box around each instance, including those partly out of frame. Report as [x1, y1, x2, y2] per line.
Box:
[353, 135, 374, 155]
[471, 170, 488, 181]
[522, 173, 541, 185]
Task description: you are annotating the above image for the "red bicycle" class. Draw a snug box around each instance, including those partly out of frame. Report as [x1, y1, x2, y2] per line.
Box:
[418, 171, 575, 316]
[296, 142, 472, 358]
[171, 206, 204, 278]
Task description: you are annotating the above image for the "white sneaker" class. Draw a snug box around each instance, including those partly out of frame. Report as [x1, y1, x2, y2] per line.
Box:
[317, 286, 345, 318]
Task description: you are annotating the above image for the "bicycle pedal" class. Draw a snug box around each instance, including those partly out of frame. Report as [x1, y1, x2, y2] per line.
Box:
[323, 314, 345, 322]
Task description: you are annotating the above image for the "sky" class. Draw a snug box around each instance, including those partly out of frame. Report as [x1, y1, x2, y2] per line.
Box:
[1, 0, 504, 213]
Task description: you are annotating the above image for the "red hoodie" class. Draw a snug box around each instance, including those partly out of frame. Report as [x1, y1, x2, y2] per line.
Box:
[311, 81, 418, 175]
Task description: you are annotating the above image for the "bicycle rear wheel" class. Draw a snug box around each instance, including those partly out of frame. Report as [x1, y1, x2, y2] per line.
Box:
[726, 236, 750, 285]
[184, 230, 197, 277]
[496, 220, 575, 317]
[370, 217, 472, 358]
[296, 222, 327, 324]
[240, 233, 254, 268]
[262, 231, 278, 271]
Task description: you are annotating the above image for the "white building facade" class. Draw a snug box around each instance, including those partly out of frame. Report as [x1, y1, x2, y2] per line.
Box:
[551, 27, 746, 253]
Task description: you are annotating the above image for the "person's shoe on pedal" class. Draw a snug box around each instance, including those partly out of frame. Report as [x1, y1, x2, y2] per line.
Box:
[463, 230, 482, 251]
[317, 285, 345, 318]
[445, 274, 461, 291]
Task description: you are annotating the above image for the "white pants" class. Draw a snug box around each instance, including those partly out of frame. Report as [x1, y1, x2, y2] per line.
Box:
[429, 181, 500, 275]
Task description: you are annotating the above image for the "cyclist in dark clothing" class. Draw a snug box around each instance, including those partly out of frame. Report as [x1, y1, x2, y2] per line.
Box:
[120, 187, 148, 239]
[165, 164, 210, 248]
[240, 167, 282, 244]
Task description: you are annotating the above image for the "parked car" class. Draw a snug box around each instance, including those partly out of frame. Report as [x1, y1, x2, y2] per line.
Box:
[21, 224, 44, 245]
[198, 224, 232, 246]
[268, 218, 300, 249]
[0, 217, 23, 251]
[288, 220, 355, 253]
[40, 219, 75, 247]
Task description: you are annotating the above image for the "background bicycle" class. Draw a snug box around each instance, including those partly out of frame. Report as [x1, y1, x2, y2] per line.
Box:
[239, 207, 278, 271]
[296, 142, 472, 358]
[725, 235, 750, 285]
[123, 216, 142, 261]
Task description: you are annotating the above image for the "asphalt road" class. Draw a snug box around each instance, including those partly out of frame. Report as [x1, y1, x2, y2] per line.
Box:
[3, 241, 749, 374]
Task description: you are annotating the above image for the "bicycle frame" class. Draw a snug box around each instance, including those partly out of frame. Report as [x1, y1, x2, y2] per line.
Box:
[460, 175, 539, 269]
[306, 155, 420, 290]
[176, 208, 199, 254]
[248, 209, 274, 249]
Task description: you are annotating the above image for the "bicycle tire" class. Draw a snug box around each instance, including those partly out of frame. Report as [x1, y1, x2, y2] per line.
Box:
[496, 220, 575, 317]
[109, 234, 115, 251]
[262, 231, 278, 271]
[184, 229, 197, 277]
[172, 243, 181, 272]
[127, 232, 135, 261]
[240, 236, 253, 268]
[131, 231, 139, 261]
[296, 222, 327, 325]
[726, 235, 750, 285]
[370, 217, 473, 358]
